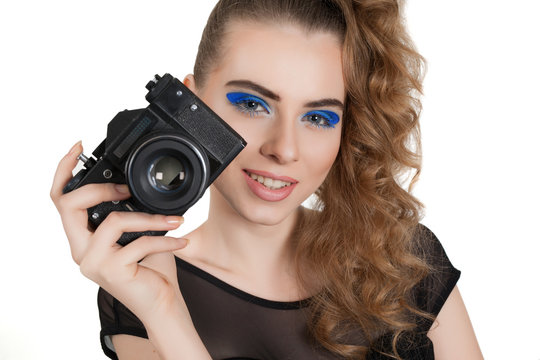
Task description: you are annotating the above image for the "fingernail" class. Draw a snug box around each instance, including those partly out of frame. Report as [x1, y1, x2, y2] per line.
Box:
[115, 184, 129, 194]
[176, 238, 189, 247]
[166, 216, 184, 225]
[68, 141, 82, 156]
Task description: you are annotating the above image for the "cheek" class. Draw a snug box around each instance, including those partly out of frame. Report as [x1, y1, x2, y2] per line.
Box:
[301, 131, 341, 176]
[221, 115, 271, 153]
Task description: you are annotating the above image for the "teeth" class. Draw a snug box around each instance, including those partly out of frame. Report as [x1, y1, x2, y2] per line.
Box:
[247, 171, 292, 190]
[263, 177, 273, 187]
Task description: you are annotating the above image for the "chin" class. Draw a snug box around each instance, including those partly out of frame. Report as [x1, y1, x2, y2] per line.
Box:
[215, 189, 298, 227]
[225, 192, 297, 225]
[242, 206, 293, 226]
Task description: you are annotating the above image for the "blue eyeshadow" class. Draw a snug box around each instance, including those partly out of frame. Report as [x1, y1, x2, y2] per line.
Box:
[304, 110, 340, 127]
[226, 92, 270, 113]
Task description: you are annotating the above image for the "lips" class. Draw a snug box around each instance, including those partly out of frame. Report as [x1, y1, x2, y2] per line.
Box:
[242, 168, 298, 202]
[243, 168, 299, 184]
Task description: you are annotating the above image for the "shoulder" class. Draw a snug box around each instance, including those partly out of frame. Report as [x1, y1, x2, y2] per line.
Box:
[412, 223, 455, 264]
[411, 226, 483, 358]
[410, 224, 461, 328]
[412, 223, 461, 281]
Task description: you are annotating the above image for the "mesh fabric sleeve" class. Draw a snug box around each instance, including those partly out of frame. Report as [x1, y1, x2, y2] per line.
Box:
[367, 224, 462, 359]
[97, 287, 148, 360]
[413, 224, 461, 333]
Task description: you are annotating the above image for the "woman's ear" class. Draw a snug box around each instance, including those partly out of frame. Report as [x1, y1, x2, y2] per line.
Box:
[183, 74, 197, 94]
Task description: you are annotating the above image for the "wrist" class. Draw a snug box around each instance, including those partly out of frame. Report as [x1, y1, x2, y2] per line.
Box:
[142, 303, 211, 360]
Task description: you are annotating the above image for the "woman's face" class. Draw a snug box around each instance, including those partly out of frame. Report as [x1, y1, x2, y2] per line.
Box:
[189, 21, 345, 225]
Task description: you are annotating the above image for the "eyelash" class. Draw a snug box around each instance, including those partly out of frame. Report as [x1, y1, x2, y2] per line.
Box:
[226, 92, 339, 129]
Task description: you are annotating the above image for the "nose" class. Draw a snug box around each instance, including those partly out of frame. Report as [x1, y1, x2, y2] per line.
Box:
[260, 120, 299, 165]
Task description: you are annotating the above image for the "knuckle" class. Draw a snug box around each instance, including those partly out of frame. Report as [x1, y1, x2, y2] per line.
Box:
[78, 258, 94, 278]
[71, 251, 82, 265]
[150, 213, 167, 224]
[56, 195, 68, 212]
[80, 257, 113, 284]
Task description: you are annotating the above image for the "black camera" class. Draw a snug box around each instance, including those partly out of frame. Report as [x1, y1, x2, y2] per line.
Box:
[63, 73, 246, 245]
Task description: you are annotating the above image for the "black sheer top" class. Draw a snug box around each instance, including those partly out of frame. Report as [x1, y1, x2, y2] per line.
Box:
[97, 224, 460, 359]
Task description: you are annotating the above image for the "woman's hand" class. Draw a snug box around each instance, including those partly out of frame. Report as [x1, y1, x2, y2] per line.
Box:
[50, 141, 190, 323]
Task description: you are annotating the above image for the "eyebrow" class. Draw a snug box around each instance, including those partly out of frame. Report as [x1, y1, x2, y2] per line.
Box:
[225, 79, 344, 110]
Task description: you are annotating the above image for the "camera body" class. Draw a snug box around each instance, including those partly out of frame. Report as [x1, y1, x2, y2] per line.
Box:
[63, 73, 246, 245]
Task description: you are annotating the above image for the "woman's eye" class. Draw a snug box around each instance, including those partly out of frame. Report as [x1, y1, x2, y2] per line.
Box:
[226, 92, 270, 116]
[303, 110, 340, 129]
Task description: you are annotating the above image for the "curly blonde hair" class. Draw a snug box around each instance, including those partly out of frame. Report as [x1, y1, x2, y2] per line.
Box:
[194, 1, 431, 358]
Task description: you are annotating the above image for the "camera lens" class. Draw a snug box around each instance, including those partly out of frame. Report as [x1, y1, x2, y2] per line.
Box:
[126, 133, 210, 214]
[149, 156, 186, 192]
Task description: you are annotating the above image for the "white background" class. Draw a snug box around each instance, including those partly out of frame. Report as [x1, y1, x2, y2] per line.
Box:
[0, 1, 538, 359]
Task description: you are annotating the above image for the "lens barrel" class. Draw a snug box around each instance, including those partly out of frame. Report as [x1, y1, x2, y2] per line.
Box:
[126, 133, 209, 214]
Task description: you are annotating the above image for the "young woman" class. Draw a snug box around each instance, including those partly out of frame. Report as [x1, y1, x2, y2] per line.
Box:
[51, 0, 483, 359]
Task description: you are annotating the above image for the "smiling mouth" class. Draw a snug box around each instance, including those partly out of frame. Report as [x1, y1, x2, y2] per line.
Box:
[243, 170, 295, 190]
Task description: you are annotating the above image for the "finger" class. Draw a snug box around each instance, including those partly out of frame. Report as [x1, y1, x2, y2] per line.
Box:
[92, 212, 184, 247]
[60, 209, 93, 264]
[51, 141, 83, 203]
[57, 183, 131, 261]
[59, 183, 131, 212]
[118, 236, 189, 266]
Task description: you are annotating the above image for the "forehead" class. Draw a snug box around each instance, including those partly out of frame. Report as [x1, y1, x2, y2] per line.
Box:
[214, 20, 345, 102]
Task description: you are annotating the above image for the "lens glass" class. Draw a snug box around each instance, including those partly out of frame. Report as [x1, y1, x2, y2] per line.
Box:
[148, 156, 186, 192]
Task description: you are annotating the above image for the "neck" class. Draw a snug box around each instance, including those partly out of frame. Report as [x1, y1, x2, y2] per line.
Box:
[197, 186, 301, 280]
